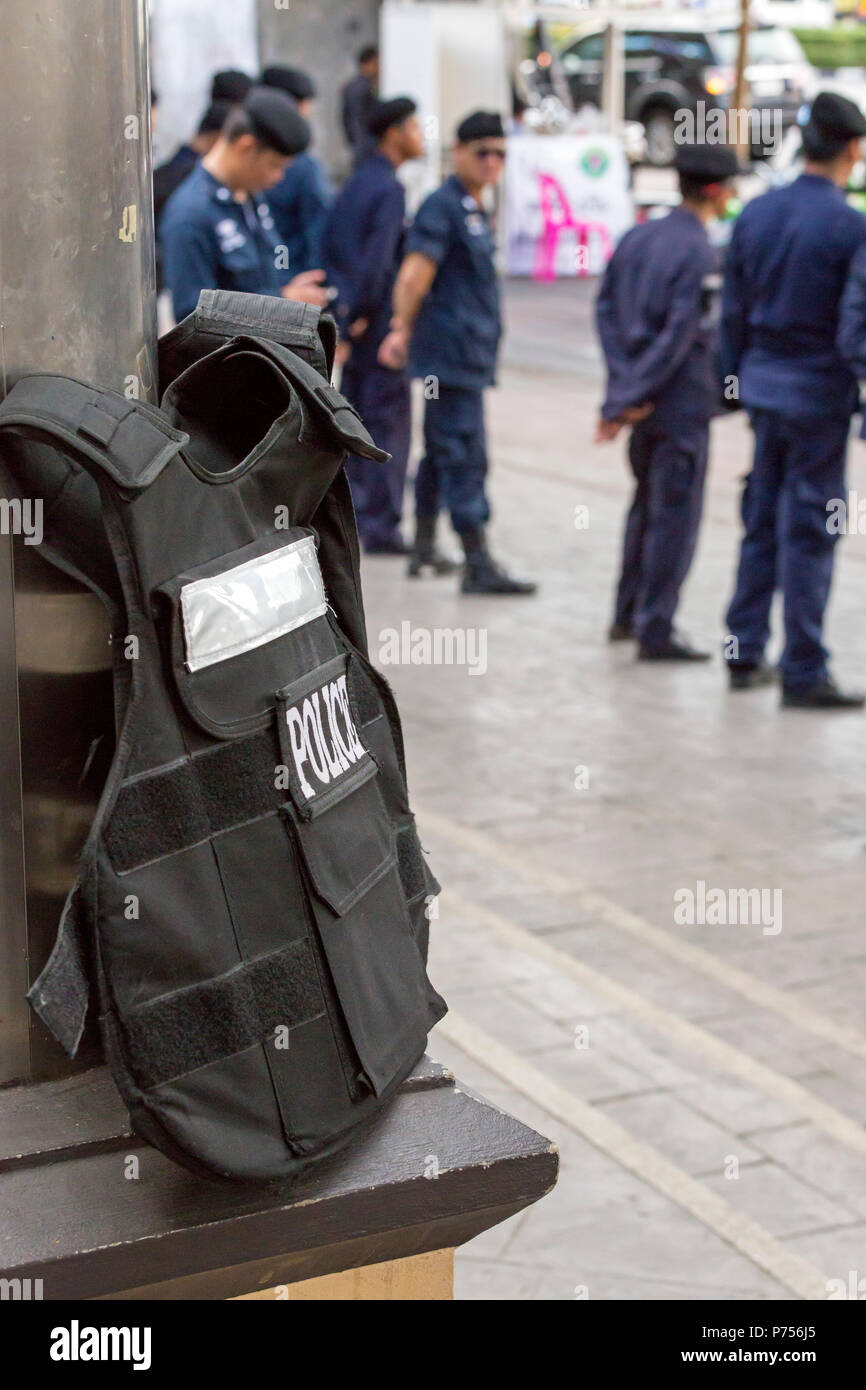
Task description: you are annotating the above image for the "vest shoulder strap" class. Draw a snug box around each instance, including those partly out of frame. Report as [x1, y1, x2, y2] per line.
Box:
[159, 291, 337, 391]
[198, 290, 327, 355]
[0, 374, 189, 493]
[230, 336, 391, 464]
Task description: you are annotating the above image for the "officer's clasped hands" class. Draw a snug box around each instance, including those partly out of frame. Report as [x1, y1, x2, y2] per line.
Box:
[594, 402, 655, 443]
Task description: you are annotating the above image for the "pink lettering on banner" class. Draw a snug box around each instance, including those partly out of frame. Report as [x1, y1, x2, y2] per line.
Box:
[533, 172, 612, 282]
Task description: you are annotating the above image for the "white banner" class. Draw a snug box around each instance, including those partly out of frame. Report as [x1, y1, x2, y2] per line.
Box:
[150, 0, 259, 162]
[505, 133, 634, 278]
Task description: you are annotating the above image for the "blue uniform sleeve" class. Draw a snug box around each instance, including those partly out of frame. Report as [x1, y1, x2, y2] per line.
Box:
[838, 241, 866, 379]
[595, 250, 630, 418]
[405, 192, 453, 267]
[597, 245, 707, 419]
[348, 181, 406, 324]
[720, 216, 749, 389]
[161, 214, 219, 323]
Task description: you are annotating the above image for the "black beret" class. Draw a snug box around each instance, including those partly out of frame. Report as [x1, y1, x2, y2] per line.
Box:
[456, 110, 505, 143]
[367, 96, 417, 138]
[197, 101, 230, 137]
[211, 69, 254, 104]
[805, 90, 866, 141]
[260, 65, 317, 103]
[243, 87, 310, 157]
[674, 144, 739, 184]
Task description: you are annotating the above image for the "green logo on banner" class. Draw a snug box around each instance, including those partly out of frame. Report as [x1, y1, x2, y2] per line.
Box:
[581, 148, 609, 178]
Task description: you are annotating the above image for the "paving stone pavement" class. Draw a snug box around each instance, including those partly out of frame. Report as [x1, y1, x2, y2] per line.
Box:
[359, 279, 866, 1302]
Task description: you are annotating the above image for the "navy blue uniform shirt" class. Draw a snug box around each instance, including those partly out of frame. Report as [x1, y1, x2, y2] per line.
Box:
[722, 173, 866, 420]
[266, 152, 333, 276]
[596, 205, 721, 431]
[406, 174, 502, 391]
[160, 164, 287, 323]
[321, 151, 406, 352]
[153, 144, 197, 226]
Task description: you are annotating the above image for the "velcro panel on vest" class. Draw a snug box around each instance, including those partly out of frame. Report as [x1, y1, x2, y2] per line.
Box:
[27, 881, 91, 1057]
[104, 729, 281, 874]
[122, 936, 324, 1089]
[396, 821, 427, 903]
[350, 660, 383, 727]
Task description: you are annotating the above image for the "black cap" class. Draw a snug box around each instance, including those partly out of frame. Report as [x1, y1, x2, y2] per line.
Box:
[198, 101, 230, 137]
[367, 96, 417, 138]
[242, 87, 310, 156]
[674, 144, 739, 184]
[260, 65, 316, 103]
[211, 69, 253, 104]
[801, 90, 866, 159]
[456, 110, 505, 144]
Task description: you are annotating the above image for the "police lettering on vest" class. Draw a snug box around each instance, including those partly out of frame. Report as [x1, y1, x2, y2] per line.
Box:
[278, 657, 375, 813]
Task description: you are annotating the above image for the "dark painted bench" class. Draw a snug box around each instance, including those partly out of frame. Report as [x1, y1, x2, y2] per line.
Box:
[0, 1057, 558, 1300]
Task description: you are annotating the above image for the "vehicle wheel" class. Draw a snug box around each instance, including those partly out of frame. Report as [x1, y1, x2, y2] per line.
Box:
[644, 108, 677, 167]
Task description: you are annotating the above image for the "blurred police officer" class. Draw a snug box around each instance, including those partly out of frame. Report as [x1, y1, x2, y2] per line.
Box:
[160, 88, 329, 323]
[723, 92, 866, 707]
[260, 66, 334, 275]
[342, 46, 379, 168]
[154, 102, 229, 227]
[596, 145, 738, 661]
[380, 111, 536, 593]
[211, 70, 254, 104]
[322, 98, 426, 555]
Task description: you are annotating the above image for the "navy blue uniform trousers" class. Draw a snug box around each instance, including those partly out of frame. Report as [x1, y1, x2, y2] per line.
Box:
[726, 409, 849, 690]
[614, 421, 708, 648]
[415, 385, 491, 534]
[341, 357, 411, 548]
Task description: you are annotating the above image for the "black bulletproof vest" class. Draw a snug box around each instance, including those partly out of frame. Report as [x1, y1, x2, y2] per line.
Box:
[0, 293, 446, 1182]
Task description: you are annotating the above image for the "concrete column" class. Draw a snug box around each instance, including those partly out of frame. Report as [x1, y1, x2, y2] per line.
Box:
[257, 0, 381, 180]
[0, 0, 156, 1081]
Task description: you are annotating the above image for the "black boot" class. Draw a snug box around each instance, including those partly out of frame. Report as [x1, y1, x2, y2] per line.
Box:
[459, 527, 537, 596]
[407, 514, 458, 577]
[728, 661, 777, 690]
[638, 631, 710, 661]
[782, 678, 865, 709]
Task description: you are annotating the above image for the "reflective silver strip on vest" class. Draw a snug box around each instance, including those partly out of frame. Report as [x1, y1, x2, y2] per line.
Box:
[180, 534, 327, 672]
